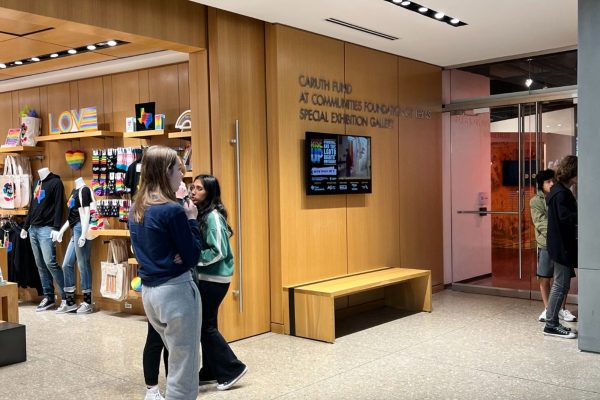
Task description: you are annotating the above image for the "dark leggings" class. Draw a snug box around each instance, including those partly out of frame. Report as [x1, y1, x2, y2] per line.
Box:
[143, 321, 169, 386]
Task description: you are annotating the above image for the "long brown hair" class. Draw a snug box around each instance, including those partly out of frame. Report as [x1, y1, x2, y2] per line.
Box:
[131, 145, 179, 222]
[556, 155, 577, 185]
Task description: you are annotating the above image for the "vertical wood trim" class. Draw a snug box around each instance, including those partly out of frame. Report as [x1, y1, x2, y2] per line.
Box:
[265, 23, 283, 324]
[189, 51, 211, 174]
[207, 7, 220, 176]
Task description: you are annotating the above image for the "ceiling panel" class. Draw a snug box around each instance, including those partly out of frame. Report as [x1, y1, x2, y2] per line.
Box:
[0, 72, 13, 80]
[26, 29, 113, 48]
[0, 38, 68, 64]
[0, 32, 13, 41]
[0, 16, 50, 35]
[1, 52, 116, 78]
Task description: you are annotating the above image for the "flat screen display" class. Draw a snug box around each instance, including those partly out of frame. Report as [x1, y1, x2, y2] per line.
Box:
[305, 132, 372, 195]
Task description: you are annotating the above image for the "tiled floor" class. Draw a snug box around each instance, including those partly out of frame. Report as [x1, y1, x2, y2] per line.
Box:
[3, 290, 599, 399]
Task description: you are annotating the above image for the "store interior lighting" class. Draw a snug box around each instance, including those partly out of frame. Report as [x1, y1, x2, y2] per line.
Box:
[0, 39, 128, 70]
[384, 0, 467, 27]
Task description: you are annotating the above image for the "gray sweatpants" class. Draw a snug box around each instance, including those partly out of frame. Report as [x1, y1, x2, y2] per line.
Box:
[143, 272, 201, 400]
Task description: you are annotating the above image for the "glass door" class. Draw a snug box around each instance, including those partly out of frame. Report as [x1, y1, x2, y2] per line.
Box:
[449, 99, 577, 298]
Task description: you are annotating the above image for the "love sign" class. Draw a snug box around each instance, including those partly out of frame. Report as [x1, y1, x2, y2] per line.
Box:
[49, 107, 98, 134]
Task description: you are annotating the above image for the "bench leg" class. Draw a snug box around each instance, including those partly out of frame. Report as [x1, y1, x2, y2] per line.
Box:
[294, 293, 335, 343]
[384, 274, 432, 312]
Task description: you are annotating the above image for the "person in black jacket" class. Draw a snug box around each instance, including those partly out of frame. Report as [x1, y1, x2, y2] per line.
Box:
[544, 155, 578, 339]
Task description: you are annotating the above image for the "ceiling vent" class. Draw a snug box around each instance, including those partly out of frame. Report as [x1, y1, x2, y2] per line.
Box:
[325, 18, 399, 40]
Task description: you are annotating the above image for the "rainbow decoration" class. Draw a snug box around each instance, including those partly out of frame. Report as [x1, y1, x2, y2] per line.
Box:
[65, 150, 85, 170]
[130, 276, 142, 292]
[49, 107, 98, 134]
[138, 108, 153, 129]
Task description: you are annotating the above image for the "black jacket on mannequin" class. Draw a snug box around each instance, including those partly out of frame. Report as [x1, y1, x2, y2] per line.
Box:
[23, 173, 65, 231]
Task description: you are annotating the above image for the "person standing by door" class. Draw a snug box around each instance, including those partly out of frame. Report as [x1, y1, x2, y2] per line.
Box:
[129, 146, 202, 399]
[190, 174, 248, 391]
[543, 155, 578, 339]
[530, 169, 576, 323]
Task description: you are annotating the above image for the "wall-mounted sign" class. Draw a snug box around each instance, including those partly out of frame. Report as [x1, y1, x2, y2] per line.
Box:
[49, 107, 98, 134]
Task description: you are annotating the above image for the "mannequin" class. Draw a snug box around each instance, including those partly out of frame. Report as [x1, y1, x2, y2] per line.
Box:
[21, 167, 66, 311]
[54, 177, 95, 314]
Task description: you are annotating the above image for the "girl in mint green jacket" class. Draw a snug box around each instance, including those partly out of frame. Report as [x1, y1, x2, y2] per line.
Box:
[191, 175, 247, 391]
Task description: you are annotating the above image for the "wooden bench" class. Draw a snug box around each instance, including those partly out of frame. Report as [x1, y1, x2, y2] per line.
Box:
[283, 267, 431, 343]
[0, 281, 18, 323]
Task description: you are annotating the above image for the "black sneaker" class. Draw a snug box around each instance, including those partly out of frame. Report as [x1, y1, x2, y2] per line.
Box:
[36, 297, 56, 312]
[216, 366, 248, 391]
[544, 324, 577, 339]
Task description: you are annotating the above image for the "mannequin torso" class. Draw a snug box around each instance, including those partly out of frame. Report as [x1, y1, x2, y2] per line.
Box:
[38, 167, 50, 181]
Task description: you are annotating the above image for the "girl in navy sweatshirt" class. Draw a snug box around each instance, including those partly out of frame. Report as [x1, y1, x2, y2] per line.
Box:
[129, 146, 201, 400]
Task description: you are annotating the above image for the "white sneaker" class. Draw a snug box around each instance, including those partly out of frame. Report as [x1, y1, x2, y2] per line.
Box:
[144, 386, 164, 400]
[538, 309, 547, 322]
[56, 300, 78, 314]
[76, 302, 93, 314]
[559, 308, 577, 322]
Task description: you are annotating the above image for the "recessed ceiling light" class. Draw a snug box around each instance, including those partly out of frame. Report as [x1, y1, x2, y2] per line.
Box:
[450, 18, 460, 24]
[401, 1, 411, 5]
[546, 125, 550, 128]
[435, 12, 445, 19]
[50, 53, 59, 58]
[14, 60, 22, 65]
[392, 0, 402, 3]
[557, 123, 562, 127]
[87, 45, 97, 50]
[107, 40, 117, 46]
[68, 49, 77, 54]
[0, 63, 6, 69]
[418, 7, 428, 13]
[30, 57, 40, 62]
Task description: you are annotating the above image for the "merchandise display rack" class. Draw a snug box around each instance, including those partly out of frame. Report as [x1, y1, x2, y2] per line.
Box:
[167, 130, 192, 139]
[0, 146, 44, 154]
[35, 131, 123, 141]
[123, 129, 166, 139]
[89, 229, 130, 237]
[0, 209, 29, 216]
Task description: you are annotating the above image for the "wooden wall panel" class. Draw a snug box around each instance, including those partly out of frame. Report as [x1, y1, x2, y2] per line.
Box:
[0, 92, 13, 144]
[148, 64, 180, 148]
[345, 44, 400, 274]
[267, 25, 347, 324]
[398, 59, 443, 286]
[208, 9, 270, 341]
[189, 51, 211, 174]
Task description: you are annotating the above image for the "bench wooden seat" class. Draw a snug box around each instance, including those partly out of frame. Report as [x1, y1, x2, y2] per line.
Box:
[283, 267, 431, 343]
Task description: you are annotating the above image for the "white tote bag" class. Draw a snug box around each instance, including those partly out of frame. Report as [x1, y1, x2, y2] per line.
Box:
[12, 156, 31, 209]
[0, 156, 16, 209]
[100, 239, 129, 301]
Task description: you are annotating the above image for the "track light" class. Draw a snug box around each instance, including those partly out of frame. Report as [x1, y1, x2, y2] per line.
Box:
[385, 1, 466, 26]
[0, 40, 128, 71]
[525, 58, 533, 88]
[525, 78, 533, 88]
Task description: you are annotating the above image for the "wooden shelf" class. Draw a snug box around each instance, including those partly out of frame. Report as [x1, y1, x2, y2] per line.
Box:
[89, 229, 130, 237]
[35, 131, 122, 142]
[128, 289, 141, 299]
[123, 129, 166, 139]
[0, 208, 28, 216]
[128, 258, 138, 265]
[184, 171, 193, 178]
[168, 131, 192, 139]
[0, 146, 44, 154]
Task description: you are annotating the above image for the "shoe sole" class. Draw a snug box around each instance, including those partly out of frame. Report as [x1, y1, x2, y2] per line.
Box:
[217, 366, 248, 391]
[36, 304, 55, 312]
[56, 306, 78, 314]
[199, 380, 217, 386]
[544, 331, 577, 339]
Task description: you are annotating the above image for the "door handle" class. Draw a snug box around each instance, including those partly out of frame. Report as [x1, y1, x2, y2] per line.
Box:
[457, 208, 519, 216]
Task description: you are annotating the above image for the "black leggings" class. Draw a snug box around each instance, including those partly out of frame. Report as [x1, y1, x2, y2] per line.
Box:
[143, 321, 169, 386]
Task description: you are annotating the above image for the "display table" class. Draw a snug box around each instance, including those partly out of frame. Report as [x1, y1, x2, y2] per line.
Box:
[0, 281, 18, 323]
